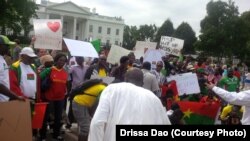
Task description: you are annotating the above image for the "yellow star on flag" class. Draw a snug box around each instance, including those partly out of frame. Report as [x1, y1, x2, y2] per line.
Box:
[184, 109, 193, 118]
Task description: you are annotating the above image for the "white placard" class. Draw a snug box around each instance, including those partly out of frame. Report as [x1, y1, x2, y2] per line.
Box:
[167, 73, 200, 95]
[134, 41, 157, 59]
[107, 45, 131, 64]
[33, 19, 62, 50]
[63, 38, 99, 58]
[143, 49, 164, 70]
[160, 36, 184, 56]
[90, 75, 115, 84]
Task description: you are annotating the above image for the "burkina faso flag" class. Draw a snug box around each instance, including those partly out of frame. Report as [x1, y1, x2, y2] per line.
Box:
[178, 101, 220, 125]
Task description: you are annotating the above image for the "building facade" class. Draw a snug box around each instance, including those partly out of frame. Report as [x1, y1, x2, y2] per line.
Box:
[35, 1, 125, 46]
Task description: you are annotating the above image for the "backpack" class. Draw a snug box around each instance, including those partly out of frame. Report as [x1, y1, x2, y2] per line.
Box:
[68, 79, 103, 101]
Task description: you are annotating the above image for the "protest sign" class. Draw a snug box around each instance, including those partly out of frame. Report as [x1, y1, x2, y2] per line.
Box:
[160, 36, 184, 56]
[143, 49, 165, 70]
[134, 41, 157, 59]
[33, 19, 62, 50]
[107, 45, 132, 64]
[0, 100, 32, 141]
[167, 73, 200, 95]
[64, 38, 99, 58]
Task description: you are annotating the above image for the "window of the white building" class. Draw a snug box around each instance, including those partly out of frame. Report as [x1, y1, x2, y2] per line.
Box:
[107, 28, 111, 35]
[116, 29, 119, 35]
[89, 25, 93, 32]
[76, 23, 79, 31]
[115, 41, 119, 45]
[98, 26, 102, 33]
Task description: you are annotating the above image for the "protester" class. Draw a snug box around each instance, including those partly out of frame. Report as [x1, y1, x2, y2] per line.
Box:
[38, 54, 54, 72]
[71, 79, 106, 141]
[39, 53, 68, 140]
[12, 39, 22, 62]
[0, 35, 24, 101]
[110, 55, 129, 82]
[127, 52, 136, 68]
[206, 83, 250, 125]
[88, 68, 171, 141]
[66, 56, 89, 132]
[9, 47, 37, 99]
[84, 54, 109, 79]
[151, 61, 166, 85]
[141, 61, 161, 98]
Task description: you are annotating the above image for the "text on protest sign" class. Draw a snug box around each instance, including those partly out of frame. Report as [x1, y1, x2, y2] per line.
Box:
[33, 19, 62, 50]
[160, 36, 184, 56]
[167, 73, 200, 95]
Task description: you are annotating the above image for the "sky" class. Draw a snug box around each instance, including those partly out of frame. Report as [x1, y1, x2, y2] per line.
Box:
[37, 0, 250, 35]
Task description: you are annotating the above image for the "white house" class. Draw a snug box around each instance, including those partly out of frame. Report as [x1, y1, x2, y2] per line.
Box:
[34, 0, 125, 46]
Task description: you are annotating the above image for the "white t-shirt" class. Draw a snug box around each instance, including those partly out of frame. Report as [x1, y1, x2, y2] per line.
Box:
[0, 55, 10, 102]
[20, 62, 37, 99]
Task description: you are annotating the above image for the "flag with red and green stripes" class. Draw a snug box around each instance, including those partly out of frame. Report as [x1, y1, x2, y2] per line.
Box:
[178, 101, 220, 125]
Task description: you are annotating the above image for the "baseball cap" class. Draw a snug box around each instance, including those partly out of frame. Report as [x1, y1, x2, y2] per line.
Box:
[20, 47, 37, 57]
[0, 35, 15, 46]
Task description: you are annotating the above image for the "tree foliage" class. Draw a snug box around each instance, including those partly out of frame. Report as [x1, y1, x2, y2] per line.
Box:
[0, 0, 37, 36]
[173, 22, 197, 54]
[123, 24, 157, 50]
[154, 19, 175, 42]
[195, 0, 250, 62]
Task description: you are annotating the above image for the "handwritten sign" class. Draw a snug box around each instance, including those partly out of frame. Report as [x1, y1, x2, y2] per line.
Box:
[167, 73, 200, 95]
[107, 45, 131, 64]
[0, 101, 32, 141]
[33, 19, 62, 50]
[160, 36, 184, 56]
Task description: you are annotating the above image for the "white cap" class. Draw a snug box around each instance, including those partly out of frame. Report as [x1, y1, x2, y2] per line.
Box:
[20, 47, 37, 57]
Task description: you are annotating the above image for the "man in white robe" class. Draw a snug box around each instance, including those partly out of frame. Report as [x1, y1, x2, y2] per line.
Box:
[206, 83, 250, 125]
[88, 68, 171, 141]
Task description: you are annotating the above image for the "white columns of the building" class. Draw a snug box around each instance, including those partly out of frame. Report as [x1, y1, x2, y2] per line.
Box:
[60, 15, 64, 26]
[83, 20, 89, 41]
[72, 17, 77, 39]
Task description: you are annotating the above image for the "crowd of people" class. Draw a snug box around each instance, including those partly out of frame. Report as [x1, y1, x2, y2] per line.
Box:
[1, 34, 250, 141]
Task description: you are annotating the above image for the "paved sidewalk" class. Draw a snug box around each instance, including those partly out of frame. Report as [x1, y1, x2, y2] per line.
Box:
[33, 124, 78, 141]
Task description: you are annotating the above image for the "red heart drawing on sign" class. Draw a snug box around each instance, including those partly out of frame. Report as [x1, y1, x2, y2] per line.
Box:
[47, 22, 60, 32]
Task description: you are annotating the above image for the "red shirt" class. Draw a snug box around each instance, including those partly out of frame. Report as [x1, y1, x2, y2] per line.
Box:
[45, 67, 68, 100]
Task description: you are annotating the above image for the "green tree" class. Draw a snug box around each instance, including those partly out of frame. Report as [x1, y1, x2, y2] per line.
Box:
[123, 25, 139, 50]
[173, 22, 197, 54]
[239, 11, 250, 63]
[196, 0, 243, 60]
[155, 19, 175, 43]
[138, 24, 157, 41]
[0, 0, 37, 36]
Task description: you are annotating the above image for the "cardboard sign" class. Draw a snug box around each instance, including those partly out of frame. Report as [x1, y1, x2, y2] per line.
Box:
[134, 41, 157, 59]
[143, 49, 165, 70]
[0, 100, 32, 141]
[33, 19, 62, 50]
[167, 73, 200, 95]
[134, 41, 157, 51]
[107, 45, 132, 64]
[160, 36, 184, 56]
[64, 38, 99, 58]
